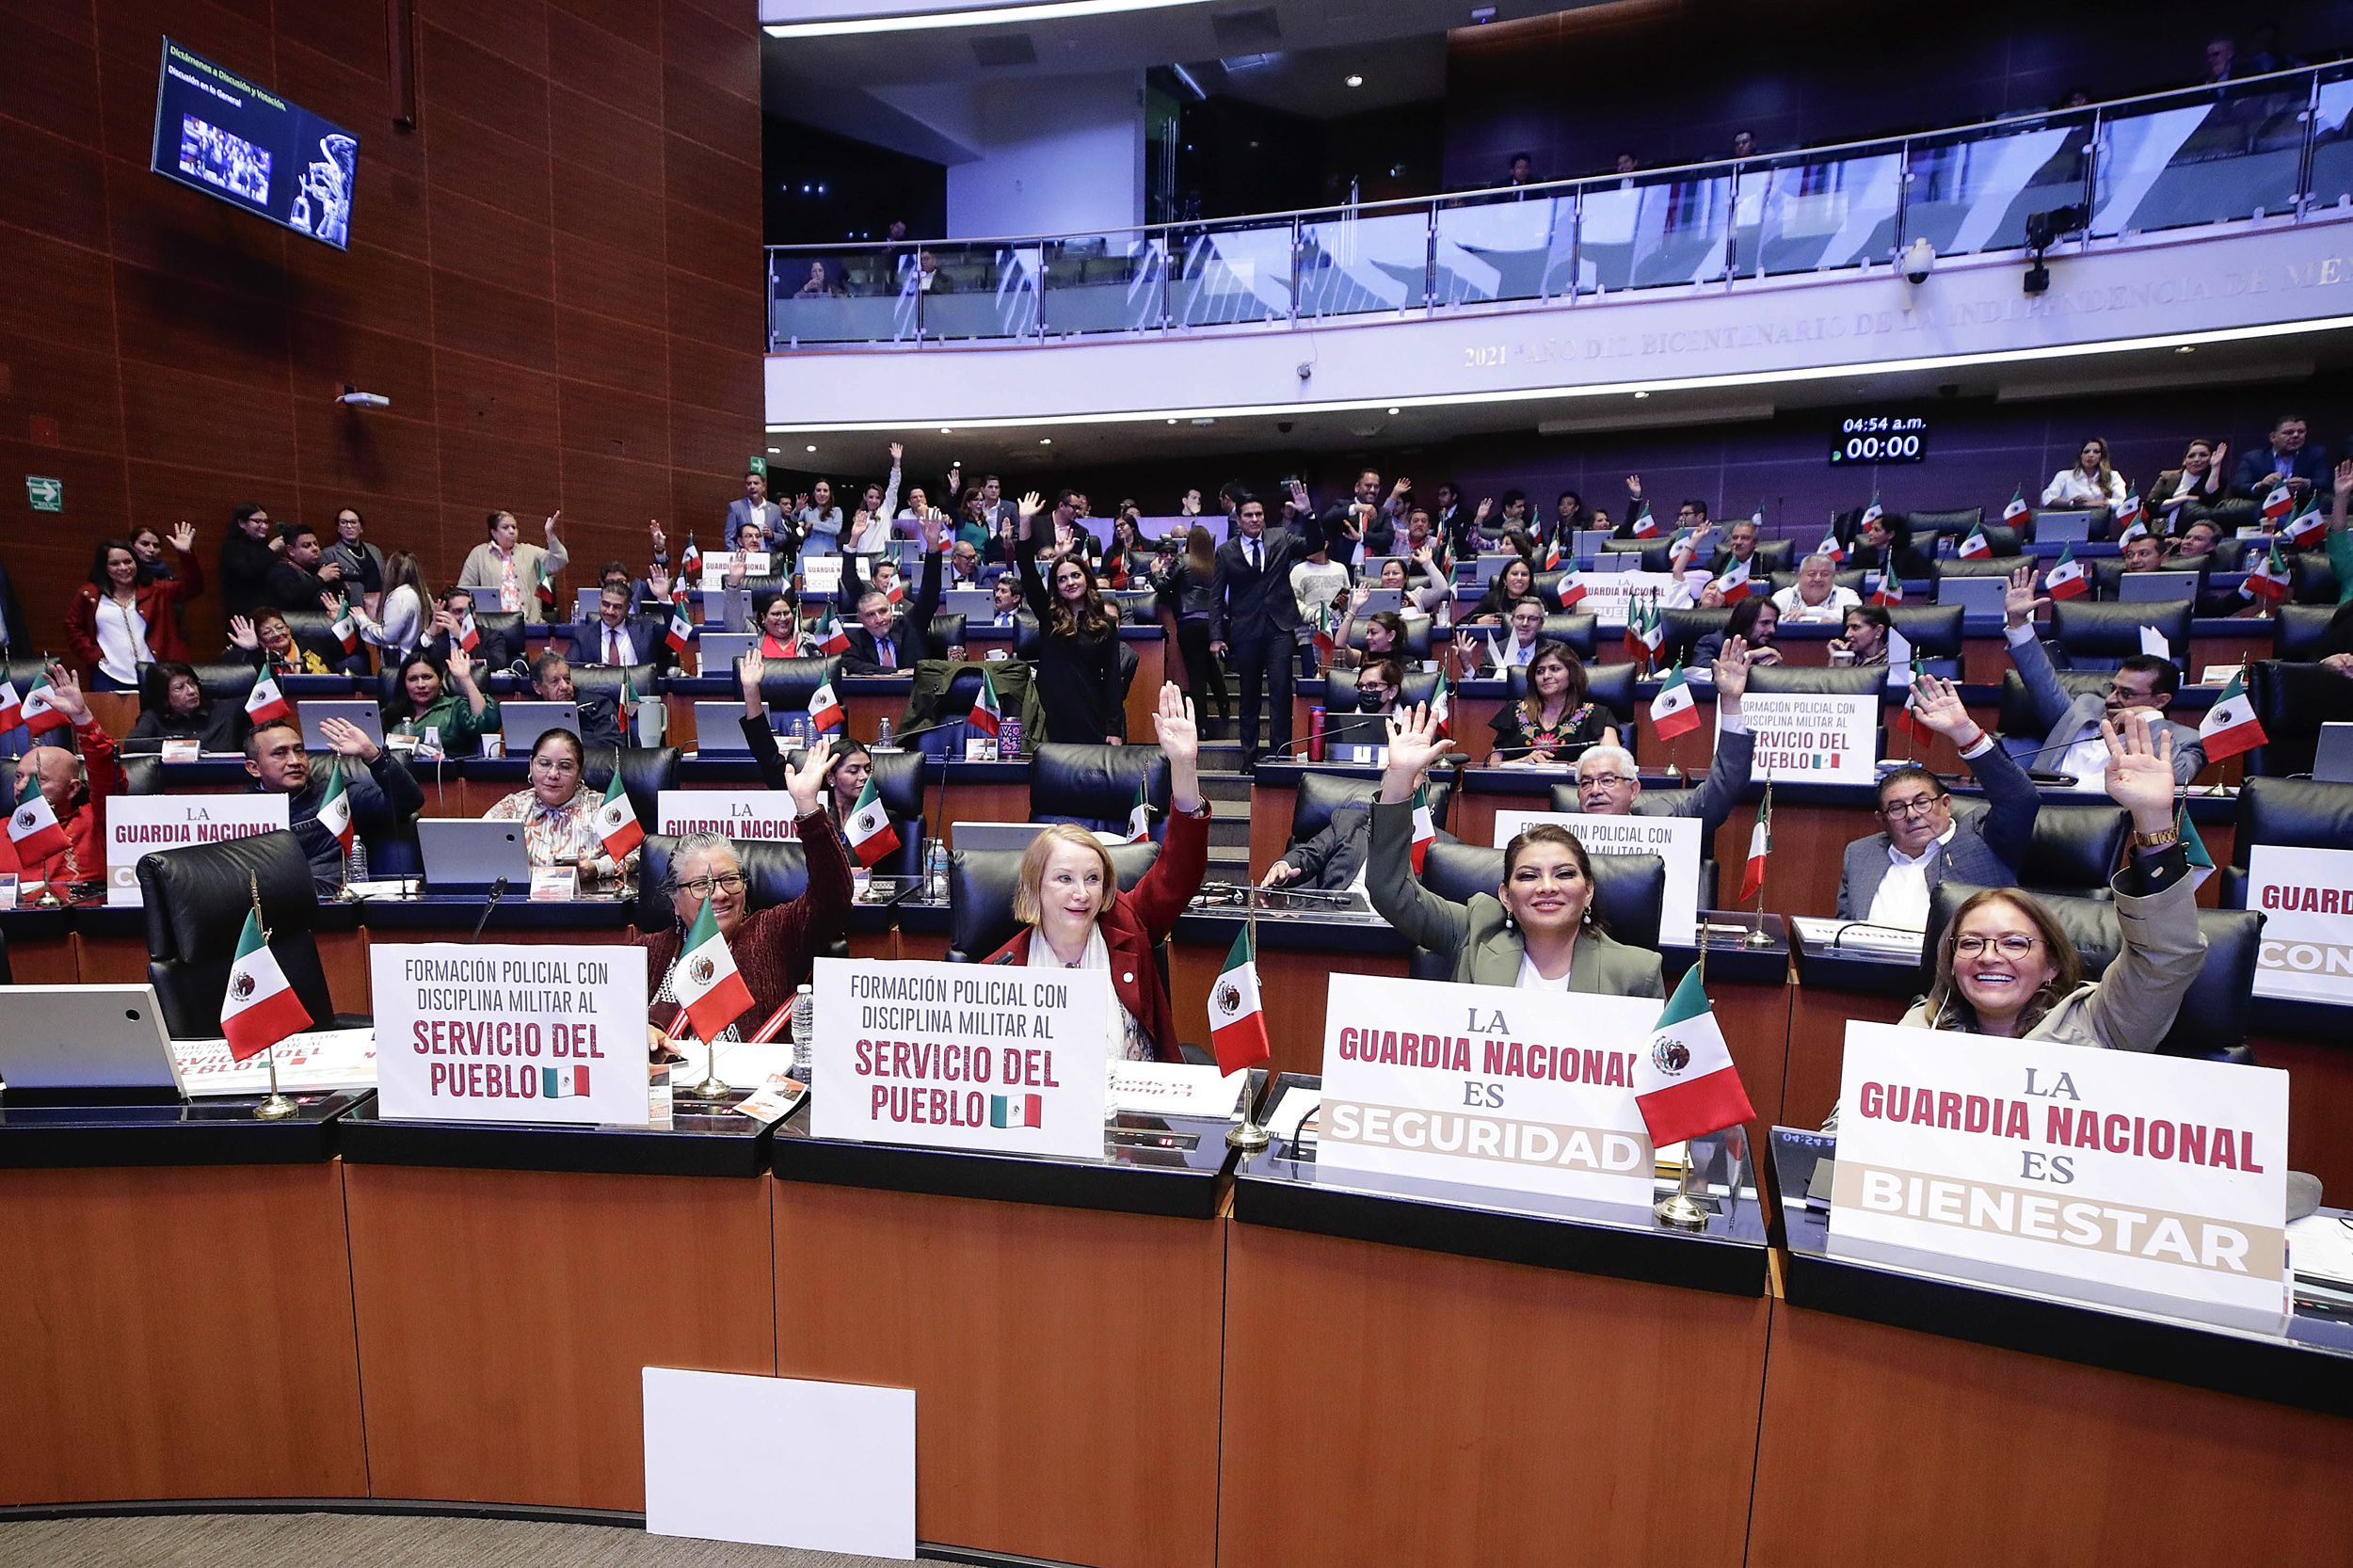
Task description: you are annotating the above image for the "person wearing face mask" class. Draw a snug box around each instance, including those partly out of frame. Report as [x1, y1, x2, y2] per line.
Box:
[1367, 703, 1663, 995]
[1837, 675, 2040, 927]
[641, 742, 850, 1052]
[982, 684, 1208, 1061]
[529, 652, 624, 750]
[2001, 564, 2203, 786]
[1017, 491, 1126, 743]
[457, 508, 568, 614]
[125, 660, 241, 754]
[65, 525, 202, 688]
[483, 728, 637, 883]
[0, 664, 122, 888]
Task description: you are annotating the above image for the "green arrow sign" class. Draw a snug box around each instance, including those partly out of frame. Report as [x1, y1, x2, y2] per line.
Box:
[25, 476, 61, 513]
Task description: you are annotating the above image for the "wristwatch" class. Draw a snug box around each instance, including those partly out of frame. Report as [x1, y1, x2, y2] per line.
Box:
[2130, 826, 2181, 850]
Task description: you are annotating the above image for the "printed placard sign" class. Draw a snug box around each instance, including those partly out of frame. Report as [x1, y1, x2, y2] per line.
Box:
[657, 790, 804, 841]
[1318, 973, 1657, 1209]
[371, 942, 650, 1126]
[1492, 810, 1700, 942]
[1725, 691, 1878, 784]
[810, 956, 1109, 1160]
[105, 795, 289, 905]
[1569, 569, 1683, 627]
[1831, 1020, 2290, 1329]
[2247, 844, 2353, 1004]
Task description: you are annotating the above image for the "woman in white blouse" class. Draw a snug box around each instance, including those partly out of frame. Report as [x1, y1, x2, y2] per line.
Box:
[347, 551, 434, 661]
[2041, 437, 2129, 508]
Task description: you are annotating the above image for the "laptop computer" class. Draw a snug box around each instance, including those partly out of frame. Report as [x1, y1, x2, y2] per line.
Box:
[1937, 576, 2008, 615]
[416, 819, 533, 892]
[1472, 553, 1520, 584]
[466, 586, 508, 614]
[699, 632, 757, 675]
[500, 700, 580, 751]
[573, 587, 605, 622]
[296, 699, 384, 750]
[2314, 722, 2353, 783]
[943, 588, 998, 620]
[698, 586, 750, 629]
[2035, 511, 2096, 544]
[0, 984, 183, 1094]
[1357, 587, 1405, 616]
[694, 702, 760, 755]
[2118, 571, 2199, 602]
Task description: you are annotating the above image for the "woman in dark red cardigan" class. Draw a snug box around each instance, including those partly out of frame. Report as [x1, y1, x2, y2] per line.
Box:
[984, 683, 1209, 1062]
[640, 737, 850, 1046]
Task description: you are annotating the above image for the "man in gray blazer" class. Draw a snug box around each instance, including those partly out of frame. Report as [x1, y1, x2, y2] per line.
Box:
[728, 470, 789, 553]
[1567, 633, 1756, 840]
[2001, 564, 2204, 787]
[1837, 673, 2041, 924]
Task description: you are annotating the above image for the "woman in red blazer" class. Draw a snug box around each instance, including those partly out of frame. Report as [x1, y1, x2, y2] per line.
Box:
[985, 682, 1209, 1062]
[64, 522, 205, 685]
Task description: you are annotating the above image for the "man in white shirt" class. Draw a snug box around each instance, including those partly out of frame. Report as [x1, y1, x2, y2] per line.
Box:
[1839, 674, 2041, 927]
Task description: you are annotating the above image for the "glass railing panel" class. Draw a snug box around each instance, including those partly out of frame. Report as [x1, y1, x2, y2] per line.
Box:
[1294, 206, 1432, 318]
[1730, 150, 1903, 277]
[906, 241, 1038, 341]
[1167, 217, 1296, 328]
[2092, 77, 2311, 235]
[1037, 231, 1168, 335]
[768, 251, 914, 345]
[2310, 65, 2353, 211]
[1432, 190, 1576, 304]
[1899, 111, 2093, 260]
[1574, 171, 1732, 295]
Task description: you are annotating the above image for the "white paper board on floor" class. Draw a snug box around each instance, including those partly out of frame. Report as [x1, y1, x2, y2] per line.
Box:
[643, 1368, 914, 1560]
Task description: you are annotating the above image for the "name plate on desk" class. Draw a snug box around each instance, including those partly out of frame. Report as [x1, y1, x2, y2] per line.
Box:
[1317, 974, 1657, 1210]
[1492, 811, 1698, 944]
[1726, 693, 1878, 785]
[1830, 1021, 2290, 1329]
[105, 795, 289, 905]
[810, 956, 1110, 1160]
[1572, 570, 1684, 627]
[657, 790, 804, 841]
[370, 942, 650, 1126]
[2248, 844, 2353, 1005]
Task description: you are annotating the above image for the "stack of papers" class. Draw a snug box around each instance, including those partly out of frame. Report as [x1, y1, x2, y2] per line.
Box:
[2289, 1212, 2353, 1286]
[171, 1027, 378, 1096]
[1106, 1061, 1246, 1119]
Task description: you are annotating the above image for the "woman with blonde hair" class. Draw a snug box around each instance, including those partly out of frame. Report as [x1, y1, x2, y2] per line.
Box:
[983, 684, 1207, 1061]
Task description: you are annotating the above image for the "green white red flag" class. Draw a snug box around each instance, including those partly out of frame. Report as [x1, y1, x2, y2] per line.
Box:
[221, 902, 311, 1063]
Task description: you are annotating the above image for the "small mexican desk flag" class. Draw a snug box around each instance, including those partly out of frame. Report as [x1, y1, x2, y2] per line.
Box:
[671, 896, 753, 1042]
[2197, 670, 2266, 761]
[593, 771, 644, 859]
[1649, 664, 1702, 740]
[315, 763, 355, 856]
[845, 775, 901, 867]
[8, 775, 68, 864]
[1125, 786, 1152, 843]
[1632, 967, 1754, 1148]
[1207, 925, 1270, 1074]
[222, 903, 312, 1063]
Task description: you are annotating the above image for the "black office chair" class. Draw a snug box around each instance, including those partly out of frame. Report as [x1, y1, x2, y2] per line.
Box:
[1406, 845, 1667, 980]
[1748, 540, 1795, 574]
[2220, 776, 2353, 907]
[1882, 605, 1965, 678]
[470, 612, 527, 674]
[1662, 608, 1731, 666]
[1902, 506, 1986, 544]
[1922, 880, 2260, 1061]
[2276, 603, 2341, 663]
[2288, 549, 2338, 606]
[1749, 664, 1888, 701]
[1946, 795, 2132, 902]
[1580, 663, 1641, 730]
[566, 662, 664, 707]
[2050, 600, 2191, 674]
[119, 757, 167, 796]
[1995, 663, 2110, 761]
[632, 834, 849, 959]
[1289, 770, 1454, 847]
[928, 612, 968, 653]
[2244, 660, 2353, 777]
[575, 745, 680, 831]
[1532, 612, 1598, 655]
[944, 840, 1161, 963]
[743, 656, 840, 714]
[193, 660, 262, 712]
[1934, 554, 2030, 581]
[1322, 667, 1437, 714]
[1344, 616, 1434, 663]
[279, 609, 369, 676]
[136, 829, 348, 1039]
[1030, 742, 1172, 835]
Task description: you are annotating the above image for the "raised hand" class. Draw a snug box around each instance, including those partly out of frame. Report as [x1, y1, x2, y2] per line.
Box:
[1712, 634, 1752, 703]
[545, 509, 563, 538]
[648, 564, 672, 600]
[649, 519, 667, 552]
[2003, 562, 2048, 630]
[1016, 491, 1045, 534]
[446, 645, 476, 686]
[43, 663, 88, 726]
[228, 614, 260, 651]
[1625, 473, 1644, 497]
[888, 440, 904, 464]
[2336, 457, 2353, 500]
[1391, 477, 1411, 500]
[737, 648, 765, 696]
[318, 715, 381, 762]
[1379, 702, 1456, 803]
[1910, 672, 1978, 740]
[1474, 497, 1494, 520]
[785, 735, 838, 816]
[1151, 680, 1197, 765]
[169, 520, 196, 552]
[2100, 710, 2176, 831]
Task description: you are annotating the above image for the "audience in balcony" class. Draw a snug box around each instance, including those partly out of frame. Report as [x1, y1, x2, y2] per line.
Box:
[2041, 438, 2129, 508]
[2152, 438, 2228, 520]
[2232, 413, 2329, 500]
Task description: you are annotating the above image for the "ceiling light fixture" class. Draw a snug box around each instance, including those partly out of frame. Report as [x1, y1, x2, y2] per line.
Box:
[1633, 391, 1650, 399]
[806, 443, 818, 452]
[764, 0, 1216, 40]
[1386, 407, 1401, 415]
[1040, 438, 1052, 445]
[1344, 73, 1365, 88]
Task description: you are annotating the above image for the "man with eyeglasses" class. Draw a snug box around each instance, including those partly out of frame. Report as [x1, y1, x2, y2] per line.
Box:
[2002, 563, 2204, 786]
[1837, 673, 2040, 928]
[1567, 640, 1756, 904]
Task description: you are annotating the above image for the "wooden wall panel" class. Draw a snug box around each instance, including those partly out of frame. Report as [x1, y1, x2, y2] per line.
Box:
[1, 2, 758, 641]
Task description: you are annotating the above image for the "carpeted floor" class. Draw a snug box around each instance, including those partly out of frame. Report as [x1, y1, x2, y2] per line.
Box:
[0, 1512, 925, 1568]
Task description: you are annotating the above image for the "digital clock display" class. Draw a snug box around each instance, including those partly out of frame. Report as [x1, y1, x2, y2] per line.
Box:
[1831, 413, 1928, 464]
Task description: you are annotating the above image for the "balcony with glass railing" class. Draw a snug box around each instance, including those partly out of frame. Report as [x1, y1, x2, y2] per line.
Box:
[765, 62, 2353, 351]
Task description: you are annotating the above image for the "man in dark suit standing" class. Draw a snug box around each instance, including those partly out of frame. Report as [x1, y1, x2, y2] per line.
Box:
[565, 584, 672, 674]
[2230, 412, 2330, 501]
[728, 470, 790, 554]
[1213, 485, 1321, 766]
[839, 522, 947, 674]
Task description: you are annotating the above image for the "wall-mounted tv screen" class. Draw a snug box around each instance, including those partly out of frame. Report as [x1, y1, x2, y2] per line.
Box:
[149, 38, 357, 249]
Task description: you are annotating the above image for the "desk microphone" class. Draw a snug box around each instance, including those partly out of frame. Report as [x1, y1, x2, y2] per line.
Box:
[469, 876, 507, 943]
[1825, 919, 1927, 952]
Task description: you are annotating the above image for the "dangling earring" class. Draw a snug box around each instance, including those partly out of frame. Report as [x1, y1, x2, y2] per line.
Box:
[1501, 905, 1514, 930]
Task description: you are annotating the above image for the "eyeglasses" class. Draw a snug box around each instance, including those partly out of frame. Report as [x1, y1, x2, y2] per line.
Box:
[1954, 934, 2041, 958]
[1580, 773, 1638, 791]
[1880, 793, 1947, 819]
[1357, 685, 1395, 700]
[674, 872, 748, 899]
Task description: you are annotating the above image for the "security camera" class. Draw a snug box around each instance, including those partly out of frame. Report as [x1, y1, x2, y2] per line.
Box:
[1902, 237, 1936, 286]
[1295, 361, 1313, 381]
[337, 387, 391, 408]
[1277, 421, 1294, 435]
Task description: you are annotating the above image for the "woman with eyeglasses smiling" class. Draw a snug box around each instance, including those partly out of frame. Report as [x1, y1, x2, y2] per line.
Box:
[1912, 711, 2201, 1046]
[639, 738, 849, 1052]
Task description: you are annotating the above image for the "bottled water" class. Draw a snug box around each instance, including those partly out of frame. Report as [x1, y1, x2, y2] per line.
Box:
[791, 984, 815, 1081]
[876, 716, 895, 748]
[924, 837, 950, 900]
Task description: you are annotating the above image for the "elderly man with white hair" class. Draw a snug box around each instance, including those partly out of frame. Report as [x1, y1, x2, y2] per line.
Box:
[1567, 638, 1755, 853]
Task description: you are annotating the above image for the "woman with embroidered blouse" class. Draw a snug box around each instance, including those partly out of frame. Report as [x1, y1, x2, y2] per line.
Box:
[483, 728, 638, 883]
[1488, 642, 1616, 765]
